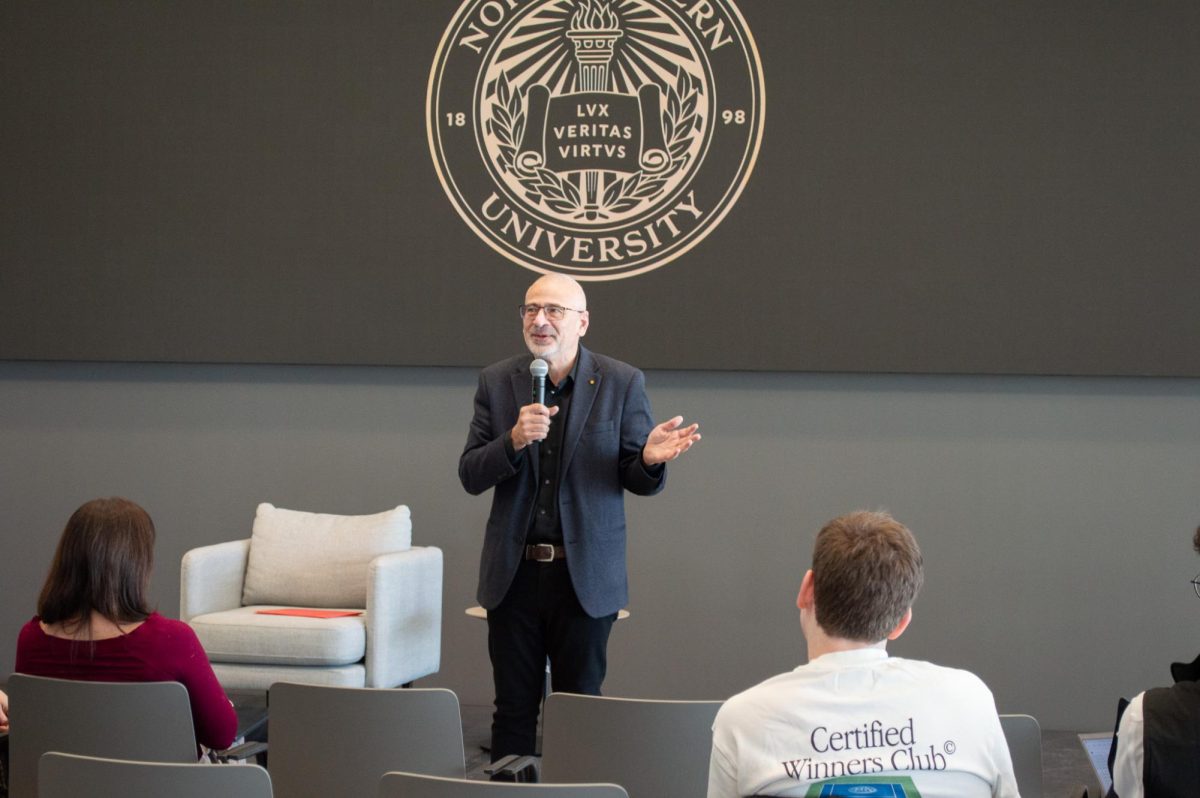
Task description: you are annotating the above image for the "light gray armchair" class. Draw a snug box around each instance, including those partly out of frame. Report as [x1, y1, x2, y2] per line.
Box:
[180, 503, 442, 690]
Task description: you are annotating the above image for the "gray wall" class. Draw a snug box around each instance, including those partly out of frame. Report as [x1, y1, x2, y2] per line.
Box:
[2, 360, 1198, 730]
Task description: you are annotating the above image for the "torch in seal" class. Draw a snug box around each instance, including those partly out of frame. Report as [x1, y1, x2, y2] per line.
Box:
[567, 0, 623, 219]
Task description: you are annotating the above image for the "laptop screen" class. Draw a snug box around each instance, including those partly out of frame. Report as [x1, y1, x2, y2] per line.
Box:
[1079, 732, 1114, 794]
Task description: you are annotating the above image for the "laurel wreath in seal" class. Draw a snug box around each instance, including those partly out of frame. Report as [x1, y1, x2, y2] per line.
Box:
[489, 66, 700, 219]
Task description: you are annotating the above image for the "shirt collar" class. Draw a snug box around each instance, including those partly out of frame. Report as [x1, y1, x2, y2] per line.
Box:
[799, 647, 889, 672]
[549, 355, 580, 393]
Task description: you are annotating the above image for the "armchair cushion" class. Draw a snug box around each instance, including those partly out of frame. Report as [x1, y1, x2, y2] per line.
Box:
[242, 502, 412, 608]
[189, 606, 367, 666]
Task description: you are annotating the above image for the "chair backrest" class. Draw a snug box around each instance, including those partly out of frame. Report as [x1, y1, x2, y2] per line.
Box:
[379, 771, 629, 798]
[539, 693, 722, 798]
[38, 752, 272, 798]
[7, 673, 198, 798]
[999, 713, 1043, 798]
[268, 681, 466, 798]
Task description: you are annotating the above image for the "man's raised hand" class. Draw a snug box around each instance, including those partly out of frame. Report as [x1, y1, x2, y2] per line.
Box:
[642, 415, 701, 466]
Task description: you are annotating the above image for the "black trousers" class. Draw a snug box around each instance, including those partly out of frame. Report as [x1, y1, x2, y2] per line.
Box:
[487, 558, 616, 760]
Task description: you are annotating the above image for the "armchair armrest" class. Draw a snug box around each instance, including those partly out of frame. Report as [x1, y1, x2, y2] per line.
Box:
[365, 546, 443, 687]
[180, 539, 251, 620]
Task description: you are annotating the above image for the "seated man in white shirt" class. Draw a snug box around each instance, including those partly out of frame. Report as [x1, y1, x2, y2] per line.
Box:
[1109, 525, 1200, 798]
[708, 510, 1019, 798]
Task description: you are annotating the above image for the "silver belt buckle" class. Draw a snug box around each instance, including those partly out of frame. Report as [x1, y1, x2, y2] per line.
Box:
[531, 543, 555, 562]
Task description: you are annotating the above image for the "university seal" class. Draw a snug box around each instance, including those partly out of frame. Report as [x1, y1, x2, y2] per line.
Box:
[427, 0, 764, 280]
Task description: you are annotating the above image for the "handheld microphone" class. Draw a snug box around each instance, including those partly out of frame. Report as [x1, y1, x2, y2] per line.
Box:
[530, 359, 548, 406]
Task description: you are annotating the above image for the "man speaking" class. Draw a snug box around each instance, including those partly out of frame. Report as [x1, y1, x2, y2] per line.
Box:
[459, 273, 700, 762]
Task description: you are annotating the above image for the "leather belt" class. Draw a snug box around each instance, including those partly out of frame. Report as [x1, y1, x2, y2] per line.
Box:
[524, 544, 566, 562]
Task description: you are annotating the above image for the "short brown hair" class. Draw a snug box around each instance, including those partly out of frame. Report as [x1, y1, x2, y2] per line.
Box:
[1194, 525, 1200, 555]
[37, 497, 156, 627]
[811, 510, 924, 642]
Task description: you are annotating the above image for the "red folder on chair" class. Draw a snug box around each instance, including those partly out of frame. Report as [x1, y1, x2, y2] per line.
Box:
[254, 609, 363, 618]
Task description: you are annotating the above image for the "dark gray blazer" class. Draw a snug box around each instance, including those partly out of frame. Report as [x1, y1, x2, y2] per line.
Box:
[459, 346, 665, 617]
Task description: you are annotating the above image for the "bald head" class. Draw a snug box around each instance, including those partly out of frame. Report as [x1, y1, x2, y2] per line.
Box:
[529, 274, 587, 310]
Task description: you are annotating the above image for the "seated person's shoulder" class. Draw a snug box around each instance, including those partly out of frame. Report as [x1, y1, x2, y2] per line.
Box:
[715, 671, 799, 720]
[136, 613, 203, 644]
[885, 657, 998, 700]
[1143, 681, 1200, 723]
[888, 656, 990, 682]
[17, 615, 43, 639]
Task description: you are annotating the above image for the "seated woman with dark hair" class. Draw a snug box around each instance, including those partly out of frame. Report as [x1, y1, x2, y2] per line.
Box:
[14, 497, 237, 751]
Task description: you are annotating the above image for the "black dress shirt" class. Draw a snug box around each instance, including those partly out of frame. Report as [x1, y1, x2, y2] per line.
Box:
[527, 359, 578, 544]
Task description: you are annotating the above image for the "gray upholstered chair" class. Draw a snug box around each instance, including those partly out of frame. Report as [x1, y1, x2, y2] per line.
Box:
[181, 502, 442, 690]
[380, 771, 628, 798]
[39, 752, 272, 798]
[537, 693, 722, 798]
[268, 682, 465, 798]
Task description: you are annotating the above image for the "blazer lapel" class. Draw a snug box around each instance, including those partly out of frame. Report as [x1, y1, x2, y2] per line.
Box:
[561, 346, 599, 478]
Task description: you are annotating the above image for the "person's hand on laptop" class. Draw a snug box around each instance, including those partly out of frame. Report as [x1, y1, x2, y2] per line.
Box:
[0, 687, 9, 732]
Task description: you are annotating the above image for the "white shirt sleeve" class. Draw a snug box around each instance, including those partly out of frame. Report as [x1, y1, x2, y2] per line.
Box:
[707, 739, 739, 798]
[1112, 692, 1145, 798]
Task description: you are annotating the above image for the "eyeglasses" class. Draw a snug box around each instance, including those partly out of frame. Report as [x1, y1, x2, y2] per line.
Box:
[1192, 573, 1200, 599]
[518, 304, 584, 321]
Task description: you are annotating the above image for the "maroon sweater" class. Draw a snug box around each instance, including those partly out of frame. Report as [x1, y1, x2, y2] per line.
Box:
[15, 612, 237, 750]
